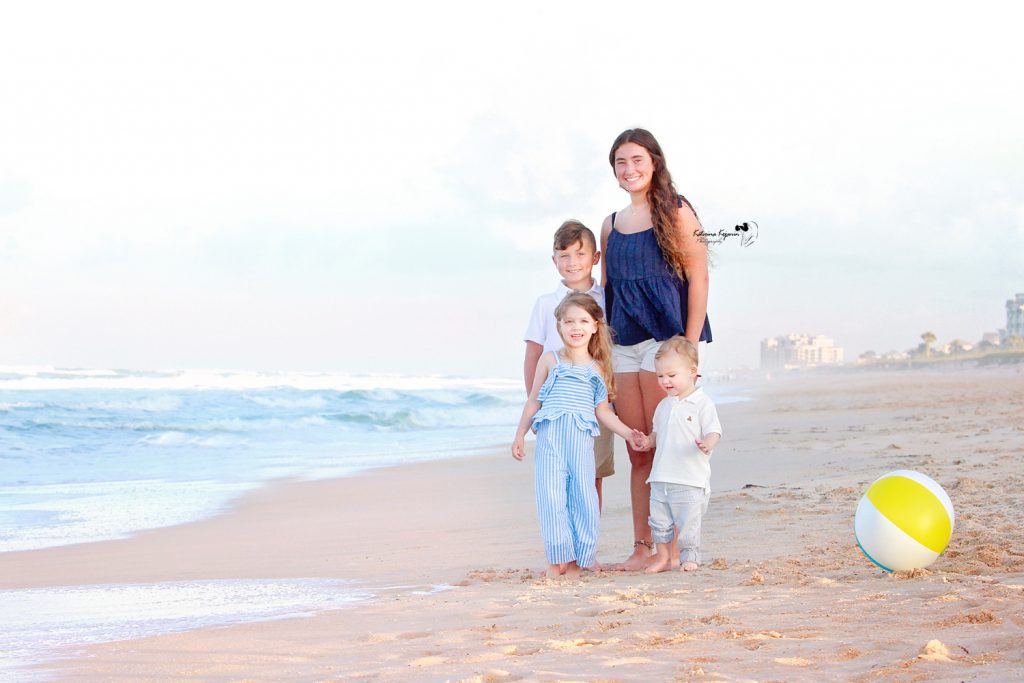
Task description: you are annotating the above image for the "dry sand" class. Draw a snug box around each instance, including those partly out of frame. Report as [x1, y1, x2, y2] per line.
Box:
[4, 367, 1023, 681]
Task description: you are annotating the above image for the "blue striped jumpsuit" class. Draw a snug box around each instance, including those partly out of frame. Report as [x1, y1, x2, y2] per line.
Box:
[531, 351, 606, 567]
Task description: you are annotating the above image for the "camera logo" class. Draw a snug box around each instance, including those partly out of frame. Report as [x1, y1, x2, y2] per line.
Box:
[734, 221, 758, 247]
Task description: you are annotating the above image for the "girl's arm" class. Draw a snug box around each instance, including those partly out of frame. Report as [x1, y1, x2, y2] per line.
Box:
[512, 354, 554, 460]
[676, 204, 710, 345]
[596, 401, 647, 450]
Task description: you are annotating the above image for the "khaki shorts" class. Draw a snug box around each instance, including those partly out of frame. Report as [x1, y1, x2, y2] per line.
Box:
[595, 424, 614, 478]
[612, 338, 660, 374]
[613, 338, 710, 375]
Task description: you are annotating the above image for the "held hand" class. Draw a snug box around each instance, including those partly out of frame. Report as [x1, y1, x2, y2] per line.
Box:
[695, 439, 711, 456]
[512, 436, 525, 461]
[630, 429, 650, 452]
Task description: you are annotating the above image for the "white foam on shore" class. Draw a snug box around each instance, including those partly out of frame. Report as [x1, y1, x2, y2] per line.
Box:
[0, 366, 521, 392]
[0, 480, 258, 553]
[0, 578, 372, 679]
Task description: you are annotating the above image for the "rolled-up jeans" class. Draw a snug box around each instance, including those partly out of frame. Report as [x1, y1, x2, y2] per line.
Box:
[648, 481, 709, 565]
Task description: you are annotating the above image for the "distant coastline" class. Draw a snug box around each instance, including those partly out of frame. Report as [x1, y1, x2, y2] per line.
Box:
[759, 348, 1024, 377]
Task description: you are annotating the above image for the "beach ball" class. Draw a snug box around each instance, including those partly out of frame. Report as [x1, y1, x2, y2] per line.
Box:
[854, 470, 954, 572]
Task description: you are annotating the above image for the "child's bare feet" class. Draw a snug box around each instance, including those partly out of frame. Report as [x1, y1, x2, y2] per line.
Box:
[618, 543, 653, 571]
[645, 555, 672, 573]
[680, 561, 699, 572]
[565, 562, 582, 579]
[545, 563, 567, 578]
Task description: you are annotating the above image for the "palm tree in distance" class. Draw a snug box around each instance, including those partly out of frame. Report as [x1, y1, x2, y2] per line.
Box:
[921, 331, 937, 358]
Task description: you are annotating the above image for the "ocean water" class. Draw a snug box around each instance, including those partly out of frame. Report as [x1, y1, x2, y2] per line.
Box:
[0, 366, 747, 553]
[0, 367, 528, 553]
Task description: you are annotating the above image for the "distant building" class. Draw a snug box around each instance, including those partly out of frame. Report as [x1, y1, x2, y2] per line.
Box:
[761, 334, 844, 370]
[981, 332, 1001, 346]
[1006, 293, 1024, 340]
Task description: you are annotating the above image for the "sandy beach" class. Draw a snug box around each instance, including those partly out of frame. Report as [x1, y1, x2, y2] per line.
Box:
[4, 366, 1023, 681]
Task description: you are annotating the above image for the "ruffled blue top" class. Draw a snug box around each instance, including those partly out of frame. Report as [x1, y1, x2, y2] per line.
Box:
[605, 212, 713, 347]
[532, 352, 608, 436]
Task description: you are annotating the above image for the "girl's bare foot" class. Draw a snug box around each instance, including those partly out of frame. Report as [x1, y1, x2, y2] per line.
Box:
[680, 561, 699, 572]
[545, 563, 567, 578]
[565, 562, 582, 579]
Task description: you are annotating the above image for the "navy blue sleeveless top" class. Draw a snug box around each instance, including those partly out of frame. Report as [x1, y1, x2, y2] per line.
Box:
[605, 212, 713, 346]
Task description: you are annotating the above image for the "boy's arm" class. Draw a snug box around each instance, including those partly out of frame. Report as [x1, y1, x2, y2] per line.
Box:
[600, 216, 612, 287]
[522, 295, 548, 394]
[523, 341, 543, 394]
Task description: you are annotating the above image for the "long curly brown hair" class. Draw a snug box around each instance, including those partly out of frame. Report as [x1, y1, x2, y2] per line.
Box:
[609, 128, 701, 281]
[554, 292, 617, 402]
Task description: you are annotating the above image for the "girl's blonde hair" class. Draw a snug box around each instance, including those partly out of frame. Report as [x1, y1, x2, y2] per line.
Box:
[554, 292, 617, 401]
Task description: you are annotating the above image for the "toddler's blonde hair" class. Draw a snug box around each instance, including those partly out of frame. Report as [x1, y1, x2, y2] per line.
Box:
[655, 335, 699, 370]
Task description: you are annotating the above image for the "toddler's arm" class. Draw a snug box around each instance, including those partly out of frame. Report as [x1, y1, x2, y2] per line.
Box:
[634, 431, 656, 452]
[696, 432, 721, 456]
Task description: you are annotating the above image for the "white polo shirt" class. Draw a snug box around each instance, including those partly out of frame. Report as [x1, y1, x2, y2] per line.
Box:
[523, 279, 606, 354]
[647, 387, 722, 489]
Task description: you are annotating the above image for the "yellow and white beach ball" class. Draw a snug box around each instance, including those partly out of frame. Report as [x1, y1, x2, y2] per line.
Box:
[854, 470, 954, 572]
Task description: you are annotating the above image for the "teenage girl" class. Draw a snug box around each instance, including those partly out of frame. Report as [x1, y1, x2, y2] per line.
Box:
[601, 128, 713, 571]
[512, 292, 644, 578]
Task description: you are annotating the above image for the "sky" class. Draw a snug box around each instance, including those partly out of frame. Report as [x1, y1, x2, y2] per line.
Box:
[1, 1, 1022, 378]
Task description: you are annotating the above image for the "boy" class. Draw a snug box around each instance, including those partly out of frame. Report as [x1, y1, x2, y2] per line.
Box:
[635, 336, 722, 573]
[523, 220, 615, 509]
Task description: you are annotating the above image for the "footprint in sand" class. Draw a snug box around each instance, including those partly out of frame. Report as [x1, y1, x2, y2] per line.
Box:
[774, 657, 813, 666]
[397, 631, 432, 640]
[604, 656, 655, 666]
[600, 607, 628, 616]
[459, 671, 520, 683]
[502, 645, 542, 656]
[938, 610, 998, 627]
[573, 606, 604, 616]
[547, 637, 604, 650]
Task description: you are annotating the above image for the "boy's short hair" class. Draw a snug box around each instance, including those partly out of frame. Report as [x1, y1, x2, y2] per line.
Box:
[655, 335, 699, 368]
[553, 220, 597, 252]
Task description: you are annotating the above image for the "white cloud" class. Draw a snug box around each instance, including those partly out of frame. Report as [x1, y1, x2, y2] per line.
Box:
[1, 1, 1022, 374]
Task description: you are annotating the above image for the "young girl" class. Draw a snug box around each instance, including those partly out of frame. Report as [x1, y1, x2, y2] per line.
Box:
[512, 292, 643, 578]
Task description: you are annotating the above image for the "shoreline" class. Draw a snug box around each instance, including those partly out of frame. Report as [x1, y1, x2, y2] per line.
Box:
[0, 376, 757, 585]
[4, 367, 1022, 680]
